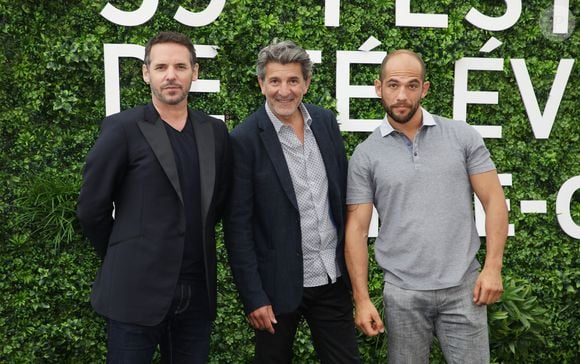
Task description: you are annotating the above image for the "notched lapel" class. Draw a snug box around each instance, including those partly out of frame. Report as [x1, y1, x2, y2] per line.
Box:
[310, 111, 339, 186]
[259, 119, 299, 210]
[138, 117, 183, 204]
[309, 108, 342, 224]
[192, 113, 215, 222]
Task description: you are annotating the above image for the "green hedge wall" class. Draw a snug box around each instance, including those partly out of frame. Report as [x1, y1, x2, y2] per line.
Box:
[1, 1, 577, 362]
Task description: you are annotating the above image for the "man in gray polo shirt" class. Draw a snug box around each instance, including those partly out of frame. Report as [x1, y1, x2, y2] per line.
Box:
[344, 49, 508, 363]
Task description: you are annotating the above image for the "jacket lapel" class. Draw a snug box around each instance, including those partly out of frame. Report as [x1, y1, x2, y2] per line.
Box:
[308, 106, 341, 224]
[309, 107, 339, 188]
[257, 108, 299, 210]
[137, 104, 183, 204]
[191, 110, 215, 222]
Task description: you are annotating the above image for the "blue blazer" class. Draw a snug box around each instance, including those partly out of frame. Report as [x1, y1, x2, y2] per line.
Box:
[77, 103, 229, 325]
[224, 104, 348, 315]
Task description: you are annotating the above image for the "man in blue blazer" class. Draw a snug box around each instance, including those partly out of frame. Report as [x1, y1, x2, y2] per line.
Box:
[77, 32, 229, 363]
[225, 40, 360, 363]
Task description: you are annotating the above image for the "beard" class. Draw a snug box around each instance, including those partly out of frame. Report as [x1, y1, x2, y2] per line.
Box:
[151, 82, 190, 106]
[383, 99, 421, 124]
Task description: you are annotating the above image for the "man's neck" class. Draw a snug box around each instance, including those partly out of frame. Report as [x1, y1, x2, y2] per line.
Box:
[388, 109, 423, 141]
[153, 100, 188, 131]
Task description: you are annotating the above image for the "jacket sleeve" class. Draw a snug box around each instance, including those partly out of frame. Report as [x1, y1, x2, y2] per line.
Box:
[223, 130, 271, 314]
[77, 118, 128, 258]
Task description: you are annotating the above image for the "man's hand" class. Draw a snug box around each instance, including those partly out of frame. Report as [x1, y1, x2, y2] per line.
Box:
[354, 299, 384, 336]
[247, 305, 277, 334]
[473, 267, 504, 305]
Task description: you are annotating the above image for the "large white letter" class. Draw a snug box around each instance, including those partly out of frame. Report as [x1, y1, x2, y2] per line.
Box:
[104, 44, 144, 116]
[395, 0, 448, 28]
[174, 0, 226, 27]
[465, 1, 521, 31]
[453, 57, 504, 138]
[325, 0, 340, 27]
[510, 58, 574, 139]
[336, 50, 386, 131]
[104, 44, 221, 116]
[553, 0, 570, 33]
[556, 176, 580, 239]
[100, 0, 158, 26]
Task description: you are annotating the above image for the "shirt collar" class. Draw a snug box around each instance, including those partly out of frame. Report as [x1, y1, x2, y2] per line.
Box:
[379, 107, 437, 137]
[265, 102, 312, 133]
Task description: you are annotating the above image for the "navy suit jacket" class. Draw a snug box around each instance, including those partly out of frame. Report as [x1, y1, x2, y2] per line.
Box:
[224, 104, 348, 315]
[77, 103, 229, 325]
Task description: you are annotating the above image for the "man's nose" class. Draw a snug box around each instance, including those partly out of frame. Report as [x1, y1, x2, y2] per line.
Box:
[395, 87, 408, 101]
[165, 66, 177, 80]
[278, 82, 291, 96]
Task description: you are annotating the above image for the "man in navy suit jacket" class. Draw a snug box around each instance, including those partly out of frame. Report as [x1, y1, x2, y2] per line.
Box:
[77, 32, 229, 363]
[224, 40, 360, 363]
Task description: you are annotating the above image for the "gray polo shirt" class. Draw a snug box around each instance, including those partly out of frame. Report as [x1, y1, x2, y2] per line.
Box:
[266, 103, 340, 288]
[347, 109, 495, 290]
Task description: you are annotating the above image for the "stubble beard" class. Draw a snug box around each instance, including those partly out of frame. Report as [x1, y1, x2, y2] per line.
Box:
[151, 83, 189, 106]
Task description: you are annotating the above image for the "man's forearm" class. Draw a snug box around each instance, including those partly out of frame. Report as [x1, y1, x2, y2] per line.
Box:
[483, 196, 508, 271]
[345, 213, 372, 303]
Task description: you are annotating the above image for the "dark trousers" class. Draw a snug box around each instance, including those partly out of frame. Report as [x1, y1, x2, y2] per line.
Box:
[106, 280, 211, 364]
[254, 278, 360, 364]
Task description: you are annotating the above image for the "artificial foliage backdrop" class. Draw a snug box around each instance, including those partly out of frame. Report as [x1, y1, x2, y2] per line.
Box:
[0, 1, 578, 363]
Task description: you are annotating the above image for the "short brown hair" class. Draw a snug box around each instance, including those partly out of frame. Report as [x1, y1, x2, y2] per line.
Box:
[144, 31, 196, 67]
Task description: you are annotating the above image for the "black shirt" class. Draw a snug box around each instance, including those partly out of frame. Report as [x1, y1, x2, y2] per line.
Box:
[163, 116, 204, 281]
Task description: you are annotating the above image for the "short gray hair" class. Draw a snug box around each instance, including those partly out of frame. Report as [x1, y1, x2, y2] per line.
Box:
[256, 40, 312, 81]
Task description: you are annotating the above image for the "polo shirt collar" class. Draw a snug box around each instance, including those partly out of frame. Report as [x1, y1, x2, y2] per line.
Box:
[379, 107, 437, 137]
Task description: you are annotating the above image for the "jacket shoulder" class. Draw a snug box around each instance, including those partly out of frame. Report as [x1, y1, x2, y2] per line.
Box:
[305, 103, 335, 119]
[230, 108, 264, 138]
[104, 105, 147, 122]
[100, 105, 148, 129]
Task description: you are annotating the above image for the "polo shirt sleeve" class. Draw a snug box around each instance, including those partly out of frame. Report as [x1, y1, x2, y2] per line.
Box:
[347, 145, 375, 204]
[464, 125, 496, 175]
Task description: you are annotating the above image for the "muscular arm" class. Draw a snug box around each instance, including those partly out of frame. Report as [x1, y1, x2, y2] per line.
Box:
[470, 170, 509, 305]
[344, 203, 384, 336]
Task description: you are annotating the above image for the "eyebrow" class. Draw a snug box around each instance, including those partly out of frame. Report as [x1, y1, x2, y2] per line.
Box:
[386, 78, 420, 84]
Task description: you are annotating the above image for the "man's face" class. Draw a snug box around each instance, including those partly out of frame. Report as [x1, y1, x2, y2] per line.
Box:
[258, 62, 310, 123]
[142, 42, 198, 107]
[375, 54, 430, 124]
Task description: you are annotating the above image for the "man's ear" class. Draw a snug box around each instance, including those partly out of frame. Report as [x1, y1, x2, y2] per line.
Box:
[374, 79, 382, 98]
[142, 64, 150, 84]
[257, 76, 266, 95]
[421, 81, 430, 98]
[303, 76, 312, 95]
[191, 63, 199, 81]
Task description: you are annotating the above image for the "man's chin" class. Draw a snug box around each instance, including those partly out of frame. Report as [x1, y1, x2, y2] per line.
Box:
[388, 112, 412, 124]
